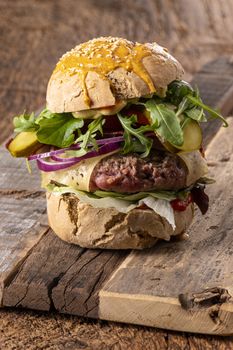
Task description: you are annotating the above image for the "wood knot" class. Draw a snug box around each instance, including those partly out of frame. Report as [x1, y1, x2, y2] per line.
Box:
[178, 287, 231, 310]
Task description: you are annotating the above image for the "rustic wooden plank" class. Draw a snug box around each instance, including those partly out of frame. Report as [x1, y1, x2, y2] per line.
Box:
[0, 146, 41, 192]
[99, 119, 233, 335]
[190, 56, 233, 147]
[3, 229, 127, 314]
[0, 139, 48, 309]
[192, 74, 233, 117]
[3, 230, 84, 311]
[52, 248, 127, 318]
[0, 193, 47, 305]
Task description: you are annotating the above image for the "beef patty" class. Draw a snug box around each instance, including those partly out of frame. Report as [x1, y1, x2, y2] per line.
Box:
[90, 151, 187, 193]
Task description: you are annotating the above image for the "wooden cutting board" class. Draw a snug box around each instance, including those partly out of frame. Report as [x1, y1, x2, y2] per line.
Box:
[0, 57, 233, 335]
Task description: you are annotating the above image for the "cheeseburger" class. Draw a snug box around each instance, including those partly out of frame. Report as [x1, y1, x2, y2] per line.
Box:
[7, 37, 227, 249]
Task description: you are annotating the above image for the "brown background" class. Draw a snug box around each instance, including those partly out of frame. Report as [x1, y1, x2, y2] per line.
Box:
[0, 0, 233, 349]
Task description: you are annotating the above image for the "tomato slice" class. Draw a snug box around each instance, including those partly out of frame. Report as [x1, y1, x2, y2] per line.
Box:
[103, 114, 122, 132]
[125, 106, 149, 125]
[171, 194, 193, 211]
[102, 106, 150, 134]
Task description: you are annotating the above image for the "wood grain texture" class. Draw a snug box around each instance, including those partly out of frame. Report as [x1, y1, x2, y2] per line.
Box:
[0, 142, 46, 305]
[0, 146, 41, 193]
[0, 193, 47, 305]
[3, 229, 128, 316]
[191, 57, 233, 147]
[52, 248, 127, 318]
[99, 119, 233, 335]
[3, 230, 85, 311]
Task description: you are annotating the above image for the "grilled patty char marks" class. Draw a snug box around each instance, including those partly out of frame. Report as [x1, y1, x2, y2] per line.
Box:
[90, 151, 187, 193]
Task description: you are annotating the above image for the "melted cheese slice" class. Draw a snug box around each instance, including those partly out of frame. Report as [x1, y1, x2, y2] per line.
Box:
[178, 151, 208, 186]
[41, 153, 115, 192]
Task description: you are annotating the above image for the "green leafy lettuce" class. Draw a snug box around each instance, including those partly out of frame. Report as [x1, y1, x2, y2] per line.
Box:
[132, 80, 228, 150]
[13, 108, 104, 150]
[94, 189, 178, 201]
[186, 95, 228, 126]
[13, 112, 39, 133]
[36, 112, 84, 148]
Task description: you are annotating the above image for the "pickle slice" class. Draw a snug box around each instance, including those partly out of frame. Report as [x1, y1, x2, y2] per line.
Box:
[157, 119, 202, 153]
[145, 109, 202, 152]
[176, 119, 202, 151]
[8, 131, 40, 157]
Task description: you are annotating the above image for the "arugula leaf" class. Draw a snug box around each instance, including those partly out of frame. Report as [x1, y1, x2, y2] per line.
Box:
[167, 80, 228, 126]
[184, 107, 206, 122]
[13, 112, 39, 133]
[175, 97, 190, 117]
[64, 148, 88, 158]
[37, 113, 84, 148]
[145, 100, 183, 146]
[117, 113, 155, 157]
[167, 80, 194, 105]
[187, 95, 228, 127]
[175, 98, 206, 122]
[74, 117, 104, 152]
[13, 108, 85, 148]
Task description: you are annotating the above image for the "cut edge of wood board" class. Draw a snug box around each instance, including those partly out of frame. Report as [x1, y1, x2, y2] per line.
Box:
[99, 290, 233, 336]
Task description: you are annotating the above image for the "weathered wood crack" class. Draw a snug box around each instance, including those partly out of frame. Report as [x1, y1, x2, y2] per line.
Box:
[14, 283, 31, 308]
[83, 269, 105, 317]
[47, 272, 66, 311]
[0, 189, 45, 199]
[58, 249, 109, 313]
[56, 248, 92, 312]
[3, 227, 51, 304]
[50, 249, 128, 318]
[179, 287, 232, 325]
[82, 253, 114, 317]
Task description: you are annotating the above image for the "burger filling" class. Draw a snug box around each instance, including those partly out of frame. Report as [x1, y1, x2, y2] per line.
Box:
[7, 80, 227, 229]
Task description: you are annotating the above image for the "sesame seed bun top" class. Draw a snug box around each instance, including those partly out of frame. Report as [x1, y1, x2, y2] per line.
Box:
[46, 37, 184, 113]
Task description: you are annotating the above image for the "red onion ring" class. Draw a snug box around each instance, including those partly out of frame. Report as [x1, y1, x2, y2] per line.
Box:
[28, 136, 124, 161]
[50, 142, 122, 163]
[36, 158, 78, 172]
[36, 142, 121, 172]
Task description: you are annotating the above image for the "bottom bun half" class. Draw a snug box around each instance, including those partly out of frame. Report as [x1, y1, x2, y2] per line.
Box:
[46, 192, 194, 250]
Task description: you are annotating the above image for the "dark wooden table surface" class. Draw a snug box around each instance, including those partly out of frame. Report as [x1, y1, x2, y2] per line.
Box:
[1, 1, 233, 349]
